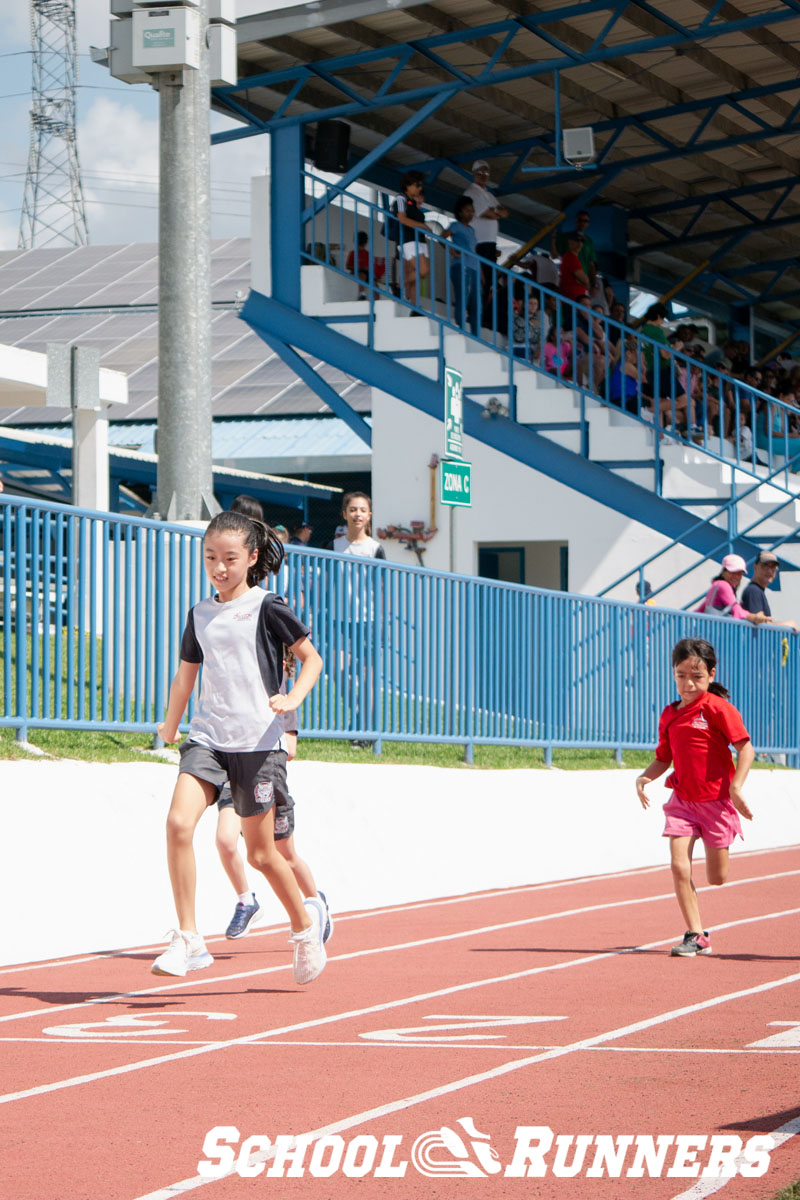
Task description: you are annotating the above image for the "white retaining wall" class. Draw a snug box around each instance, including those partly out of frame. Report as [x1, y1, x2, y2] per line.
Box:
[1, 760, 798, 968]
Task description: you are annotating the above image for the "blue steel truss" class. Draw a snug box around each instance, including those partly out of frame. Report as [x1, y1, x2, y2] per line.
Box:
[213, 1, 800, 145]
[212, 1, 800, 300]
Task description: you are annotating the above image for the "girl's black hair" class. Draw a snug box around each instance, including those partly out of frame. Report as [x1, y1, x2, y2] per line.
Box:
[230, 493, 264, 522]
[401, 170, 424, 192]
[644, 302, 669, 322]
[342, 490, 372, 515]
[672, 637, 729, 699]
[453, 194, 473, 221]
[206, 510, 284, 586]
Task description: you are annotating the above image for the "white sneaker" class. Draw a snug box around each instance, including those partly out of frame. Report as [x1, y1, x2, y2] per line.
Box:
[151, 930, 214, 977]
[290, 898, 327, 985]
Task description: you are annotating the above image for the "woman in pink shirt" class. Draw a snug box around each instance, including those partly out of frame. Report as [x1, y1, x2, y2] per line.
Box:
[695, 554, 770, 624]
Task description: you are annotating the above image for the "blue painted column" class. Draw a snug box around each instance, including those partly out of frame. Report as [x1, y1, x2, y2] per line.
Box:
[270, 125, 303, 309]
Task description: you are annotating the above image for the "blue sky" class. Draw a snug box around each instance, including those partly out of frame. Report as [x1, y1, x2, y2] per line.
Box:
[0, 1, 271, 251]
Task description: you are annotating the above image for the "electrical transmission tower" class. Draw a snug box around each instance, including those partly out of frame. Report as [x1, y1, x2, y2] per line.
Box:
[19, 0, 89, 249]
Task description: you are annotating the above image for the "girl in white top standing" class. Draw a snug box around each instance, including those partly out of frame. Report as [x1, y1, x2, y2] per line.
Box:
[153, 510, 326, 985]
[332, 491, 386, 559]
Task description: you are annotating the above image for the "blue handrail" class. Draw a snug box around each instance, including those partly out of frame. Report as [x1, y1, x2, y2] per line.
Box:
[2, 494, 798, 764]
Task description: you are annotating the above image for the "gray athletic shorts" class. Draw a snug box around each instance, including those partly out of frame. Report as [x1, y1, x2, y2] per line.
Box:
[178, 741, 291, 821]
[217, 782, 295, 840]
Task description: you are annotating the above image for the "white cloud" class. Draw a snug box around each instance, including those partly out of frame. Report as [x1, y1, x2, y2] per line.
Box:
[78, 96, 160, 244]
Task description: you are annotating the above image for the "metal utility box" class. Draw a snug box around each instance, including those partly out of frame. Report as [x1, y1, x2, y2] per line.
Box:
[208, 23, 237, 87]
[132, 7, 202, 71]
[108, 17, 151, 84]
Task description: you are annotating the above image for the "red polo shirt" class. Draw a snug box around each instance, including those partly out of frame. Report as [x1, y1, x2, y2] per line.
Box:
[655, 691, 749, 805]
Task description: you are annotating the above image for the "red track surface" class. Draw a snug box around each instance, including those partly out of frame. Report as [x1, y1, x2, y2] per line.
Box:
[2, 845, 800, 1199]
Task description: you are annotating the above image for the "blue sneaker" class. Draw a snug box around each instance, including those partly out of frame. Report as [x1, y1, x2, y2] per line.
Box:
[318, 890, 334, 944]
[225, 896, 263, 939]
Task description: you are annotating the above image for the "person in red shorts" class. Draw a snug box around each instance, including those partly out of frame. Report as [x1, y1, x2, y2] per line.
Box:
[636, 637, 754, 957]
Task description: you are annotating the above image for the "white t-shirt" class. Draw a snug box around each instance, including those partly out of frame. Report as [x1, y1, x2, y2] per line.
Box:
[332, 535, 386, 559]
[464, 182, 499, 245]
[180, 586, 308, 751]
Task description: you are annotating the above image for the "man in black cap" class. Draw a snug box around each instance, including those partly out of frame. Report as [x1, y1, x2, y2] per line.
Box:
[741, 552, 798, 631]
[289, 519, 313, 546]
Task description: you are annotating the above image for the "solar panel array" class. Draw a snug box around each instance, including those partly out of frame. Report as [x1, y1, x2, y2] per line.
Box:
[0, 239, 370, 426]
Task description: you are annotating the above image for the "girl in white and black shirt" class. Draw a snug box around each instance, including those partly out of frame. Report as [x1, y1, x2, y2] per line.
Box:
[152, 511, 327, 986]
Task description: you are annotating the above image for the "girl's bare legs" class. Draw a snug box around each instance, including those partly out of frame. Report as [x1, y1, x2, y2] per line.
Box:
[403, 252, 429, 308]
[669, 836, 703, 932]
[240, 810, 309, 933]
[165, 773, 216, 933]
[277, 834, 317, 899]
[703, 844, 730, 887]
[215, 806, 250, 896]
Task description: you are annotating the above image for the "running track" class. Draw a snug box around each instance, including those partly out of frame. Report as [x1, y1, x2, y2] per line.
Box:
[2, 845, 799, 1199]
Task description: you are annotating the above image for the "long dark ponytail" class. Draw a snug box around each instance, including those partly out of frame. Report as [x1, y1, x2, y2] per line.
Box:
[672, 637, 729, 699]
[206, 510, 284, 586]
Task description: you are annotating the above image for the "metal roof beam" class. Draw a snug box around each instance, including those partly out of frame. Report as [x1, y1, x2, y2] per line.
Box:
[632, 212, 800, 255]
[214, 2, 800, 129]
[632, 175, 800, 219]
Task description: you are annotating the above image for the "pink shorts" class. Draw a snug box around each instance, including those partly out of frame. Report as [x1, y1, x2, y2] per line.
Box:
[662, 792, 742, 848]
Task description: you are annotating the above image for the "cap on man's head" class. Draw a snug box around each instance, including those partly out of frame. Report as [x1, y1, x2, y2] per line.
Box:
[757, 551, 779, 566]
[472, 159, 489, 172]
[721, 553, 747, 574]
[292, 519, 312, 532]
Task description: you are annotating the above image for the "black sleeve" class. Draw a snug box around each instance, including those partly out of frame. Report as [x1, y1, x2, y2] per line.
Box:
[261, 594, 310, 647]
[374, 545, 386, 560]
[179, 608, 203, 663]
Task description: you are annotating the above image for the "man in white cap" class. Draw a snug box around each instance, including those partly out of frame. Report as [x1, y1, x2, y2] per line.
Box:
[741, 551, 798, 632]
[464, 160, 508, 316]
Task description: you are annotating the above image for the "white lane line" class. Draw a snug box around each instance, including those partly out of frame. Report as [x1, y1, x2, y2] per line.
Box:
[2, 902, 798, 1106]
[670, 1113, 800, 1199]
[4, 1039, 800, 1057]
[3, 867, 798, 1028]
[131, 967, 800, 1200]
[2, 846, 795, 976]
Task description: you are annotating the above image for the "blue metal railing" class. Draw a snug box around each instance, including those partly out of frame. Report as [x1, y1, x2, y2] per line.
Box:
[301, 171, 800, 494]
[2, 494, 798, 764]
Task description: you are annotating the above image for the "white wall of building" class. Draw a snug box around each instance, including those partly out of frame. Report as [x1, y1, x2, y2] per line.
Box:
[371, 388, 686, 601]
[2, 759, 798, 967]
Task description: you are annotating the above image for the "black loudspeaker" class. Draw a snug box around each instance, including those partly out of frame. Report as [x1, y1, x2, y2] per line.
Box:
[313, 120, 350, 172]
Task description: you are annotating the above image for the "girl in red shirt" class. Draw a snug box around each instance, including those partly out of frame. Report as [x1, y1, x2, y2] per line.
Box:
[636, 637, 754, 956]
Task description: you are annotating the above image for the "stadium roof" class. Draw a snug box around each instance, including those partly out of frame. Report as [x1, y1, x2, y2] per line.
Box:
[0, 238, 371, 426]
[216, 0, 800, 322]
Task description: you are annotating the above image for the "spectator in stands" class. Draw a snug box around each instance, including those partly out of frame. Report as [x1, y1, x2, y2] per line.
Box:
[273, 524, 289, 544]
[610, 338, 642, 413]
[395, 171, 430, 311]
[755, 384, 800, 460]
[695, 554, 770, 624]
[289, 519, 313, 546]
[465, 160, 508, 313]
[544, 317, 573, 379]
[741, 551, 799, 633]
[552, 210, 598, 285]
[511, 280, 541, 362]
[449, 195, 480, 335]
[607, 300, 627, 365]
[346, 231, 384, 300]
[641, 303, 676, 405]
[559, 231, 590, 302]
